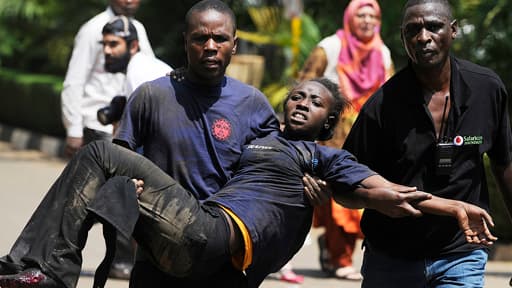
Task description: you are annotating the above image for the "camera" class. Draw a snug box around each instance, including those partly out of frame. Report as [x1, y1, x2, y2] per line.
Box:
[97, 95, 127, 125]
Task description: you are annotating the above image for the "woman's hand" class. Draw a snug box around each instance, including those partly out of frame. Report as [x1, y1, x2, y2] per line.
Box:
[132, 178, 144, 198]
[303, 173, 331, 206]
[454, 202, 497, 246]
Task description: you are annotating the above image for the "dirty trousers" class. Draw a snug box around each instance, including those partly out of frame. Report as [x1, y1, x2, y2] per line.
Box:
[0, 141, 233, 288]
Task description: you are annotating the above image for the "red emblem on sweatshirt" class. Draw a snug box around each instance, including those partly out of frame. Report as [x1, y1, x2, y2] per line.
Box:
[212, 118, 232, 141]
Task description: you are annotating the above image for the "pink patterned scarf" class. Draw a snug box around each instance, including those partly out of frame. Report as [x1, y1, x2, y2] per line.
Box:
[336, 0, 385, 112]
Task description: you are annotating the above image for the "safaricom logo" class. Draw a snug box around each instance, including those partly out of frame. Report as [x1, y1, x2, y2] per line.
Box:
[453, 135, 483, 146]
[454, 136, 463, 146]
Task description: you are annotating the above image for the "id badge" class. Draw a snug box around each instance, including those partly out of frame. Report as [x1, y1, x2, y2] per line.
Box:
[435, 142, 454, 176]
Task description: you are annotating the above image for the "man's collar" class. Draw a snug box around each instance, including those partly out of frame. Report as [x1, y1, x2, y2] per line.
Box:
[449, 56, 471, 120]
[106, 6, 115, 18]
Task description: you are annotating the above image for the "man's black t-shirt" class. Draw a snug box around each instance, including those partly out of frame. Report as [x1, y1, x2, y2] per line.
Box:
[344, 57, 512, 258]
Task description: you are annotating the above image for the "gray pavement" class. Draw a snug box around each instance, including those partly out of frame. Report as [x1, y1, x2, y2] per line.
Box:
[0, 136, 511, 287]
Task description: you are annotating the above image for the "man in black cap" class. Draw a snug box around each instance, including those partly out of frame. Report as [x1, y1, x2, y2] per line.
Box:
[101, 16, 171, 96]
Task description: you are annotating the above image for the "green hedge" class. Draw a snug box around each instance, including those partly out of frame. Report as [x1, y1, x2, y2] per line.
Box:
[0, 68, 65, 137]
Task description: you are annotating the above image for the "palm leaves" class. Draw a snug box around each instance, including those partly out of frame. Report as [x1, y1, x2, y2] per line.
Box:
[236, 5, 320, 110]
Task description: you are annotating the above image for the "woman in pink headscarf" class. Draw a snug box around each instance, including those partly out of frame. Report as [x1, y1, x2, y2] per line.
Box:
[299, 0, 394, 280]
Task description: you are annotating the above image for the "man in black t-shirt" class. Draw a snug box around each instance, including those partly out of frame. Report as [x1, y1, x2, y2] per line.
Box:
[344, 0, 512, 287]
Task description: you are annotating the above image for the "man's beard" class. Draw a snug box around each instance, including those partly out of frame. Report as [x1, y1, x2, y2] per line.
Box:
[104, 50, 130, 73]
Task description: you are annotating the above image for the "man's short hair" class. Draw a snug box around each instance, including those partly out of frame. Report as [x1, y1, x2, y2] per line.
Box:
[403, 0, 453, 21]
[184, 0, 237, 34]
[102, 15, 139, 42]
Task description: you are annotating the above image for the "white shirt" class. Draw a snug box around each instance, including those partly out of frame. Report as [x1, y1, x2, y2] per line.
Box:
[61, 6, 154, 137]
[125, 52, 172, 95]
[318, 34, 393, 85]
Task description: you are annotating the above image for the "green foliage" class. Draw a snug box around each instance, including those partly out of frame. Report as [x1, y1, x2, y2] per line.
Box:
[0, 68, 62, 92]
[0, 0, 103, 73]
[0, 0, 509, 90]
[452, 0, 512, 96]
[0, 67, 64, 137]
[237, 6, 321, 110]
[296, 13, 321, 68]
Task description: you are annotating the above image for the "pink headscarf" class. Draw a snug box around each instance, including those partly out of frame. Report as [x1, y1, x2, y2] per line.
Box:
[336, 0, 385, 112]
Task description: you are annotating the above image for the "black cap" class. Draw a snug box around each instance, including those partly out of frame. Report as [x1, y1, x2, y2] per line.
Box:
[102, 15, 138, 42]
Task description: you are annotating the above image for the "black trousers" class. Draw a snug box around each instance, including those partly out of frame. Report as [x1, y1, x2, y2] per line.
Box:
[83, 127, 135, 266]
[0, 141, 241, 288]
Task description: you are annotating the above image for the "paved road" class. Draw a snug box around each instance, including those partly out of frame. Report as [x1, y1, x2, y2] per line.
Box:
[0, 142, 510, 288]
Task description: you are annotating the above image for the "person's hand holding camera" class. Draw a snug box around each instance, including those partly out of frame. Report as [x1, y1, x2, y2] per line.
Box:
[97, 95, 127, 126]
